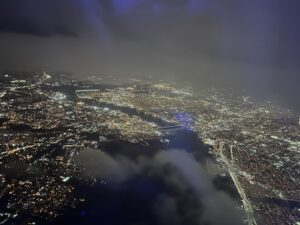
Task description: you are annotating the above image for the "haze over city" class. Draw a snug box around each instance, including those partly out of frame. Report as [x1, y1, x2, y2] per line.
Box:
[0, 0, 299, 109]
[0, 1, 299, 225]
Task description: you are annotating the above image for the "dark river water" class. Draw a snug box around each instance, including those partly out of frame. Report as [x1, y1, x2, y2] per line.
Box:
[47, 130, 243, 225]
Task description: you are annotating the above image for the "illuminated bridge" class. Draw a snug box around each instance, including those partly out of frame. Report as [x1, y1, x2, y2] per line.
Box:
[158, 124, 185, 131]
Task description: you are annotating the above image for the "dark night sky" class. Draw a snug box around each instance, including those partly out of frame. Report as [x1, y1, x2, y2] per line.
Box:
[0, 0, 299, 110]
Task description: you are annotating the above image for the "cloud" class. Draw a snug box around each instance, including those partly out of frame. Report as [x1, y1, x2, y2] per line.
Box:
[0, 0, 106, 37]
[0, 0, 73, 37]
[74, 149, 244, 225]
[74, 149, 138, 182]
[0, 0, 299, 110]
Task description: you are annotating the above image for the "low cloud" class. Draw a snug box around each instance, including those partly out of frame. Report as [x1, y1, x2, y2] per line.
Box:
[74, 149, 244, 225]
[74, 149, 138, 182]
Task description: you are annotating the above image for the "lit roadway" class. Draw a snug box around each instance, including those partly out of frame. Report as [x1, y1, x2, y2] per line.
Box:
[217, 141, 257, 225]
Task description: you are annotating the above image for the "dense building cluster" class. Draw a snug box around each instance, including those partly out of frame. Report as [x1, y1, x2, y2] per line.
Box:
[0, 72, 299, 224]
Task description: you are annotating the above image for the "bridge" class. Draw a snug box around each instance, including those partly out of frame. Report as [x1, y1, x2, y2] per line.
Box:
[158, 124, 185, 132]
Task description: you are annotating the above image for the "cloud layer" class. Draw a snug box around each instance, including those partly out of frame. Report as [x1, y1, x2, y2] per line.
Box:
[75, 149, 244, 225]
[0, 0, 299, 110]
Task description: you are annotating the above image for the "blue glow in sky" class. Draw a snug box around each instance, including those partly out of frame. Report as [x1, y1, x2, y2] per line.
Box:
[112, 0, 139, 13]
[187, 0, 207, 14]
[152, 3, 162, 13]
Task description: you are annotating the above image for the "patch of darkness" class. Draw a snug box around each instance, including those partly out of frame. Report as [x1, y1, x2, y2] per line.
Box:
[0, 118, 9, 126]
[84, 181, 160, 225]
[52, 175, 200, 225]
[7, 123, 71, 133]
[102, 139, 165, 159]
[167, 130, 211, 161]
[98, 130, 210, 161]
[80, 132, 100, 142]
[255, 197, 300, 210]
[212, 174, 241, 200]
[0, 161, 29, 180]
[6, 123, 31, 132]
[83, 99, 174, 127]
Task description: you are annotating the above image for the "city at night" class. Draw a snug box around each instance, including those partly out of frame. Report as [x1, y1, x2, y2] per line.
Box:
[0, 1, 299, 225]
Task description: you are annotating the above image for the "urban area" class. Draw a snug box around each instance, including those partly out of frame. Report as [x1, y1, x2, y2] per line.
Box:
[0, 71, 299, 225]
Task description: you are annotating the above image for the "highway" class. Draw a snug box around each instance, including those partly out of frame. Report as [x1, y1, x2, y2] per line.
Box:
[217, 141, 257, 225]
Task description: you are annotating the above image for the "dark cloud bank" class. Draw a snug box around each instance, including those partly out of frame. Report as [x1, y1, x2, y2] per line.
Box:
[0, 0, 300, 110]
[75, 149, 244, 225]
